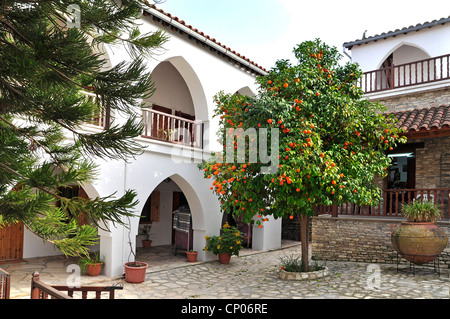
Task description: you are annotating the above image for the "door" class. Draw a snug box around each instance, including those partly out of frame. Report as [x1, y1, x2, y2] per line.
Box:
[0, 222, 24, 262]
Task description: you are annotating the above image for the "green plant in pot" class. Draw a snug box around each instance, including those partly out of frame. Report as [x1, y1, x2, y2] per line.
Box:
[204, 222, 243, 264]
[139, 224, 152, 248]
[186, 249, 198, 262]
[124, 240, 148, 284]
[79, 252, 104, 276]
[391, 200, 448, 264]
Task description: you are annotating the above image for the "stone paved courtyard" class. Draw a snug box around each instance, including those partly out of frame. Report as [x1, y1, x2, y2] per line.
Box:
[5, 242, 450, 300]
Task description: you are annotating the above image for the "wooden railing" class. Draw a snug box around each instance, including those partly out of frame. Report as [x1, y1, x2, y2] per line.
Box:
[315, 188, 450, 219]
[0, 268, 10, 299]
[142, 108, 203, 149]
[30, 272, 122, 299]
[360, 53, 450, 93]
[83, 92, 108, 128]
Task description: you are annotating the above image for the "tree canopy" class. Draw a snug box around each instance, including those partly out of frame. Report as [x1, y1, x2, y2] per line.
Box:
[199, 39, 405, 270]
[0, 0, 168, 257]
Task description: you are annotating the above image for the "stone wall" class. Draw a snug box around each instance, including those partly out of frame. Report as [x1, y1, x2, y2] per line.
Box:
[311, 215, 450, 267]
[414, 136, 450, 189]
[374, 87, 450, 113]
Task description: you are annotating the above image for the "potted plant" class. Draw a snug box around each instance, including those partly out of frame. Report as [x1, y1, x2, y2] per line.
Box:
[124, 242, 148, 283]
[79, 252, 104, 276]
[186, 250, 198, 262]
[139, 224, 152, 248]
[391, 200, 448, 264]
[204, 222, 243, 264]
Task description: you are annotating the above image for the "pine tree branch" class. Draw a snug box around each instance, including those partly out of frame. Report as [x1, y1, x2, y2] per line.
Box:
[0, 161, 62, 201]
[0, 114, 64, 167]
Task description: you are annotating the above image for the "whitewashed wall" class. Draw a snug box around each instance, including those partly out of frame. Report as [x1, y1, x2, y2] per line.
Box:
[349, 23, 450, 72]
[22, 12, 283, 278]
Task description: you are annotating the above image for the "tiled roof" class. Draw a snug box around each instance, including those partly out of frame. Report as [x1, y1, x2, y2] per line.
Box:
[143, 4, 268, 75]
[389, 105, 450, 134]
[344, 16, 450, 49]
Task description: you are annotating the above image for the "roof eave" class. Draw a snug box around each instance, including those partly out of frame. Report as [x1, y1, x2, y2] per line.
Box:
[343, 17, 450, 50]
[143, 6, 269, 77]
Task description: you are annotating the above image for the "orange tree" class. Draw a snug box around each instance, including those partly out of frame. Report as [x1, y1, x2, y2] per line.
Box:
[199, 39, 405, 271]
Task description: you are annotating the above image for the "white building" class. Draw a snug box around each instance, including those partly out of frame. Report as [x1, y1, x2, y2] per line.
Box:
[0, 5, 286, 277]
[312, 16, 450, 264]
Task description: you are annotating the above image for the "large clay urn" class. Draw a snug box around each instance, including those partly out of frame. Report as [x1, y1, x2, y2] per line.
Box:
[391, 222, 448, 264]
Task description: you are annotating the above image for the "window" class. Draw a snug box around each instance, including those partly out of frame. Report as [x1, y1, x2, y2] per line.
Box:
[387, 152, 415, 189]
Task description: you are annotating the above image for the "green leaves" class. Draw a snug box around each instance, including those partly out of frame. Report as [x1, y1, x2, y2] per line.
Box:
[0, 0, 166, 257]
[200, 39, 405, 223]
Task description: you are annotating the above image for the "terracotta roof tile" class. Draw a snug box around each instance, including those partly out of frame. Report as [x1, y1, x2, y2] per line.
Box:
[389, 105, 450, 133]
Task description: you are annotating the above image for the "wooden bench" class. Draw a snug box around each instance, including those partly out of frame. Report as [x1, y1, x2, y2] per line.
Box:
[30, 272, 123, 299]
[0, 268, 11, 299]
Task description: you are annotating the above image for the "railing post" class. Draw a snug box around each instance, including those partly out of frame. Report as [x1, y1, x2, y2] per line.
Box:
[30, 272, 40, 299]
[331, 204, 338, 217]
[390, 63, 395, 89]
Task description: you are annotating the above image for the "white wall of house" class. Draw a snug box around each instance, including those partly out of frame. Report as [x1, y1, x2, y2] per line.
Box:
[145, 61, 195, 116]
[349, 23, 450, 72]
[20, 11, 283, 277]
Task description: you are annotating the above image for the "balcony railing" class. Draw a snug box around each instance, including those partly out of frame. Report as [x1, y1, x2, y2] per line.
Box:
[141, 108, 203, 149]
[359, 53, 450, 94]
[83, 92, 107, 128]
[315, 188, 450, 220]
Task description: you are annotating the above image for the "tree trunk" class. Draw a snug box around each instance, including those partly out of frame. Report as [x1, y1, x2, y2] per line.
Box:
[299, 215, 310, 272]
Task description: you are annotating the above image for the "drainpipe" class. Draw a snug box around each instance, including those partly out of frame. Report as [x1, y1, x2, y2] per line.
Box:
[343, 46, 352, 61]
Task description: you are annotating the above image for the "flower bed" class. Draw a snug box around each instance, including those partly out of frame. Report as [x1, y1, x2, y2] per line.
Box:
[279, 267, 329, 281]
[278, 254, 329, 280]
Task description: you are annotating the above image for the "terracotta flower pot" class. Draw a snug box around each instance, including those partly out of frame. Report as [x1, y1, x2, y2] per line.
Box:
[391, 222, 448, 264]
[124, 261, 148, 283]
[142, 240, 152, 248]
[218, 253, 231, 264]
[86, 262, 103, 276]
[186, 251, 198, 262]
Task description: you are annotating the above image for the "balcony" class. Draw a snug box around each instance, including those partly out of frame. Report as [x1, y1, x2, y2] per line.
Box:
[141, 108, 204, 149]
[81, 97, 204, 149]
[359, 53, 450, 94]
[315, 188, 450, 220]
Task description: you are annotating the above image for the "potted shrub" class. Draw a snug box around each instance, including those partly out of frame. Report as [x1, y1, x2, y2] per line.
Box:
[391, 200, 448, 264]
[204, 222, 243, 264]
[79, 252, 104, 276]
[186, 250, 198, 262]
[139, 224, 152, 248]
[124, 242, 148, 283]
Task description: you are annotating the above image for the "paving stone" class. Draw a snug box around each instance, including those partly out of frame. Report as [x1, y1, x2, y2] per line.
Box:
[4, 241, 450, 299]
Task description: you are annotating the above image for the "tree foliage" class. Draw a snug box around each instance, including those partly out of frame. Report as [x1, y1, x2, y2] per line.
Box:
[0, 0, 168, 257]
[199, 39, 406, 270]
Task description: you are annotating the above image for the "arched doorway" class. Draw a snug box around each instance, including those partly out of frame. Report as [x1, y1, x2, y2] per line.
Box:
[141, 57, 210, 149]
[377, 44, 432, 89]
[136, 174, 206, 256]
